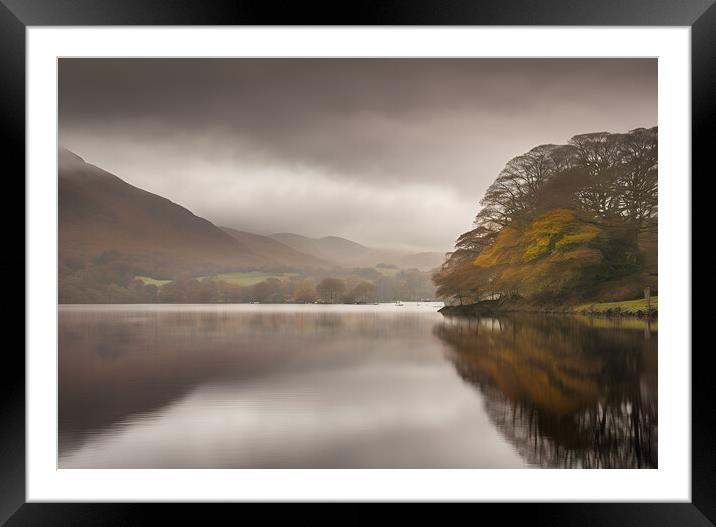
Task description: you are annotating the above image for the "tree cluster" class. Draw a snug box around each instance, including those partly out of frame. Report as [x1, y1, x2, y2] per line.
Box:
[59, 254, 437, 304]
[434, 127, 658, 304]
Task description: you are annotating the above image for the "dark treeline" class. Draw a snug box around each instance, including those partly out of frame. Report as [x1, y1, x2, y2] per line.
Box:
[434, 127, 658, 305]
[59, 252, 436, 304]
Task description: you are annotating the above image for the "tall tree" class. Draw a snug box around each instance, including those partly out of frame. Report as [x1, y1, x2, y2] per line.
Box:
[317, 277, 346, 304]
[612, 127, 658, 227]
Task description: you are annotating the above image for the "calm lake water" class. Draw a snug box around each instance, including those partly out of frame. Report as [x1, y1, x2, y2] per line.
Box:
[58, 303, 657, 469]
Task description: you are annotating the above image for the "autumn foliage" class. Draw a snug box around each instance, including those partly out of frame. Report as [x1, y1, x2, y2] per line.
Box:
[434, 128, 657, 304]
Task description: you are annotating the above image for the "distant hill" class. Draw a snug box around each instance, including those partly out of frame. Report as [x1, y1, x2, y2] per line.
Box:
[59, 149, 287, 276]
[391, 251, 447, 271]
[269, 232, 445, 272]
[58, 149, 444, 280]
[269, 233, 367, 263]
[220, 227, 328, 270]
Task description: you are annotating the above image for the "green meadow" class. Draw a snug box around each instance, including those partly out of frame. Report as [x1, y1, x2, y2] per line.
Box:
[207, 271, 300, 287]
[135, 271, 299, 288]
[375, 266, 401, 278]
[135, 276, 173, 286]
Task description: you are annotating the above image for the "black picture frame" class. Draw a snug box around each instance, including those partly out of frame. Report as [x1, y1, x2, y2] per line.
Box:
[2, 1, 705, 524]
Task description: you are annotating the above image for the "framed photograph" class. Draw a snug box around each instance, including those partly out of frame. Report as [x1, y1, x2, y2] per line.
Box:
[5, 0, 706, 524]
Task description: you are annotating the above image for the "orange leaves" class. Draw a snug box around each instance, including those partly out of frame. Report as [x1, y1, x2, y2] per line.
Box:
[474, 226, 521, 268]
[465, 208, 610, 298]
[550, 246, 603, 265]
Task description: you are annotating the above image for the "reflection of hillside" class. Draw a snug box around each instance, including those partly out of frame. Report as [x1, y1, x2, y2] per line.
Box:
[434, 316, 657, 468]
[59, 307, 439, 456]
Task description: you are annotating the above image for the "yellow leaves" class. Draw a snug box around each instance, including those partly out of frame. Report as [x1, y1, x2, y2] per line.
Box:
[531, 208, 577, 229]
[555, 224, 601, 250]
[474, 226, 521, 268]
[522, 208, 590, 263]
[522, 235, 552, 262]
[475, 208, 603, 269]
[433, 206, 633, 301]
[465, 208, 610, 297]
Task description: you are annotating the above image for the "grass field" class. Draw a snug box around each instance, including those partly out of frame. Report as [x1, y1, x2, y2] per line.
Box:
[135, 276, 173, 286]
[573, 296, 658, 315]
[375, 266, 401, 277]
[136, 272, 299, 288]
[209, 271, 300, 287]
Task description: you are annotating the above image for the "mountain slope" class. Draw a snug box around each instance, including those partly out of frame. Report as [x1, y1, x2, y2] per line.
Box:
[59, 149, 443, 277]
[269, 232, 444, 271]
[220, 227, 328, 270]
[269, 233, 368, 264]
[59, 149, 263, 274]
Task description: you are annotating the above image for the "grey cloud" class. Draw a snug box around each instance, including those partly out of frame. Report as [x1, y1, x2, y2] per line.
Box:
[58, 58, 657, 252]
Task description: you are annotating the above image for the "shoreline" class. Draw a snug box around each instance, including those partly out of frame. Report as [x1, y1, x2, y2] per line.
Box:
[439, 299, 658, 319]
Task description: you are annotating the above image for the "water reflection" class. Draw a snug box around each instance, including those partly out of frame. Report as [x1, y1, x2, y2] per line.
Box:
[59, 305, 656, 468]
[434, 315, 657, 468]
[59, 304, 526, 468]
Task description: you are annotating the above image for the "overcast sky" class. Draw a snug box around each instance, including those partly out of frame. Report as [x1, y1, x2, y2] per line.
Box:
[58, 58, 656, 253]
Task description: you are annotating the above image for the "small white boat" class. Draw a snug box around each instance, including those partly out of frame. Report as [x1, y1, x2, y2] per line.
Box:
[395, 301, 404, 306]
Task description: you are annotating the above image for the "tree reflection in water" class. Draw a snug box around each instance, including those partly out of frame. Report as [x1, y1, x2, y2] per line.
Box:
[434, 315, 657, 468]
